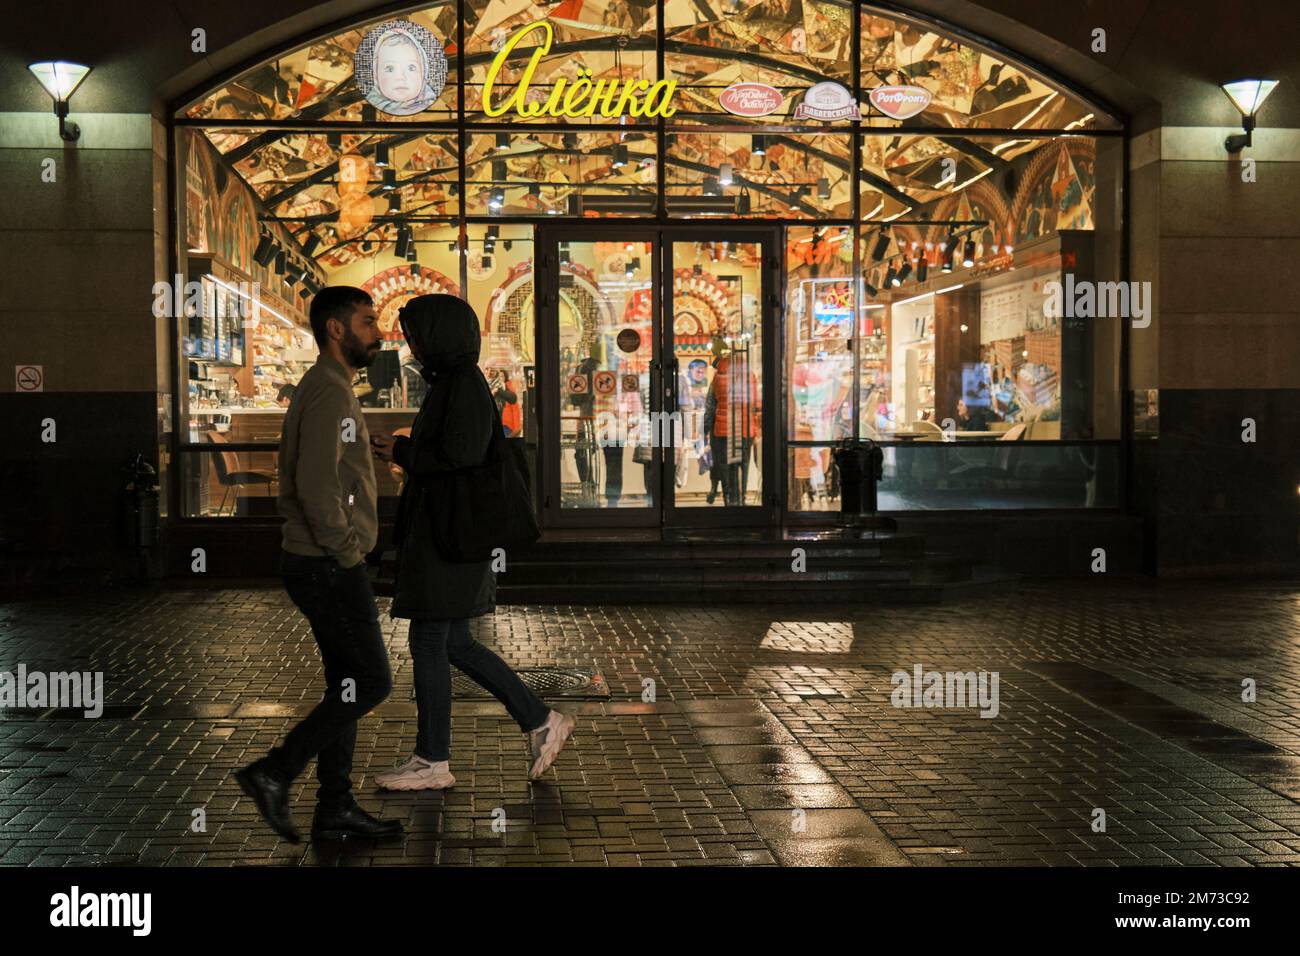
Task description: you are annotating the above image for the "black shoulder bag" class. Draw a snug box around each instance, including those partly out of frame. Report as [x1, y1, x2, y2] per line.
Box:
[424, 367, 540, 563]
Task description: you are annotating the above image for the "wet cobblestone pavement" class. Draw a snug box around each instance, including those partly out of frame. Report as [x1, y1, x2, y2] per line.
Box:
[1, 580, 1298, 867]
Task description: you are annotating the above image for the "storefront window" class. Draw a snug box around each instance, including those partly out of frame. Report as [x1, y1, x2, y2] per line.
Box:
[465, 131, 656, 216]
[666, 133, 851, 219]
[175, 0, 1124, 520]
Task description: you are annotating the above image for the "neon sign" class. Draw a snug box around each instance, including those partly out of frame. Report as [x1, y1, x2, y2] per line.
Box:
[482, 21, 677, 119]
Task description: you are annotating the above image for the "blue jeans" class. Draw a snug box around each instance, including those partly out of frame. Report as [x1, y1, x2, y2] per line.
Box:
[408, 618, 550, 762]
[266, 552, 393, 808]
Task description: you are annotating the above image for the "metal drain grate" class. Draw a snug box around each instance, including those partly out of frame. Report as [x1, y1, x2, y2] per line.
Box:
[413, 667, 609, 700]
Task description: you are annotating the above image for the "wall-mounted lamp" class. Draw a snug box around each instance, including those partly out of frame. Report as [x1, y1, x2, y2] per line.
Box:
[28, 61, 91, 142]
[1221, 79, 1278, 152]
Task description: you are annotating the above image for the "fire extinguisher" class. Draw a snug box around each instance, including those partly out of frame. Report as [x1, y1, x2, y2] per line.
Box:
[124, 454, 159, 580]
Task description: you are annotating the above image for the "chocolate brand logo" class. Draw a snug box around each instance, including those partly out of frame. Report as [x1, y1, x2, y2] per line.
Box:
[792, 82, 859, 121]
[718, 82, 783, 117]
[868, 85, 932, 120]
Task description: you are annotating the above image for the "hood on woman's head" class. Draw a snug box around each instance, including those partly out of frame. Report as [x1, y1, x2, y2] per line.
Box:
[398, 294, 481, 373]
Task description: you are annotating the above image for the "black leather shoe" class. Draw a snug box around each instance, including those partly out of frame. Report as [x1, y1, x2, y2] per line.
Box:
[312, 802, 405, 840]
[235, 762, 300, 843]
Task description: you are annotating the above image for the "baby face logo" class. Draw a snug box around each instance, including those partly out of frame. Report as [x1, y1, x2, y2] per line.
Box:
[354, 19, 448, 116]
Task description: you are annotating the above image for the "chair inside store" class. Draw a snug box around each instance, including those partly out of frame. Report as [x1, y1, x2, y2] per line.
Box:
[206, 431, 276, 516]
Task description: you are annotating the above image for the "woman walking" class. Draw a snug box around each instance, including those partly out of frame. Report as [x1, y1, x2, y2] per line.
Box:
[369, 294, 574, 790]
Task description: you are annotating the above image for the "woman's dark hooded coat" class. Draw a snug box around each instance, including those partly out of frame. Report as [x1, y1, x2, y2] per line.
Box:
[389, 295, 497, 620]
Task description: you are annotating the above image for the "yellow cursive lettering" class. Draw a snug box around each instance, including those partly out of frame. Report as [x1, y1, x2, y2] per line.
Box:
[482, 20, 677, 119]
[483, 20, 552, 117]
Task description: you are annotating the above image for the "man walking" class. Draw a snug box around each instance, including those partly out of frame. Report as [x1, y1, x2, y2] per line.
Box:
[234, 286, 402, 842]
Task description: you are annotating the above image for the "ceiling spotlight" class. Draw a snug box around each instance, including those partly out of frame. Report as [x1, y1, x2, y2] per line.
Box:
[274, 250, 286, 274]
[495, 132, 511, 150]
[703, 175, 720, 196]
[489, 188, 505, 210]
[301, 233, 321, 257]
[373, 143, 390, 168]
[395, 226, 412, 259]
[1222, 80, 1279, 151]
[27, 61, 91, 141]
[481, 255, 491, 269]
[871, 230, 890, 262]
[897, 260, 912, 283]
[886, 265, 898, 287]
[817, 177, 831, 200]
[410, 263, 421, 277]
[486, 225, 500, 239]
[382, 168, 397, 191]
[719, 163, 733, 187]
[736, 188, 751, 215]
[611, 144, 628, 168]
[527, 182, 540, 199]
[253, 233, 276, 266]
[491, 159, 507, 182]
[916, 255, 928, 283]
[504, 239, 513, 251]
[562, 133, 578, 150]
[568, 194, 581, 215]
[388, 192, 402, 212]
[941, 232, 955, 272]
[751, 134, 766, 156]
[962, 239, 976, 268]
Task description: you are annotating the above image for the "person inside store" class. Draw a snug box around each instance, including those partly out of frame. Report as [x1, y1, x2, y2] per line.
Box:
[275, 383, 296, 408]
[488, 366, 522, 437]
[703, 337, 761, 506]
[955, 397, 994, 431]
[368, 294, 575, 791]
[235, 285, 403, 844]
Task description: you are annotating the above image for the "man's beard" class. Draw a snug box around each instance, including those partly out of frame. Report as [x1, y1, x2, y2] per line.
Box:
[342, 328, 380, 368]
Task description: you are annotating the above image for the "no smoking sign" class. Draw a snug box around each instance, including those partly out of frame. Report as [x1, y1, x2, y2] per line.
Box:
[15, 365, 43, 392]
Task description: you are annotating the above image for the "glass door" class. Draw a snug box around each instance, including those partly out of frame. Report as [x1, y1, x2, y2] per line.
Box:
[662, 234, 776, 525]
[538, 227, 777, 529]
[539, 228, 660, 527]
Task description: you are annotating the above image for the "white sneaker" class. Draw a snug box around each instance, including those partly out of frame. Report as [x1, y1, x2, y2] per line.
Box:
[374, 755, 455, 791]
[528, 710, 576, 780]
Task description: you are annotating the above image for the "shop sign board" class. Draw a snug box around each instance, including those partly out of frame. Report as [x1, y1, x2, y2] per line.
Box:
[792, 82, 859, 121]
[868, 85, 933, 120]
[484, 21, 677, 119]
[15, 365, 43, 392]
[719, 82, 783, 117]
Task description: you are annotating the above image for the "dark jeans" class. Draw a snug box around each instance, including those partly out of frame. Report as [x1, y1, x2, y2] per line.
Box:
[710, 435, 754, 506]
[264, 551, 393, 809]
[408, 618, 550, 762]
